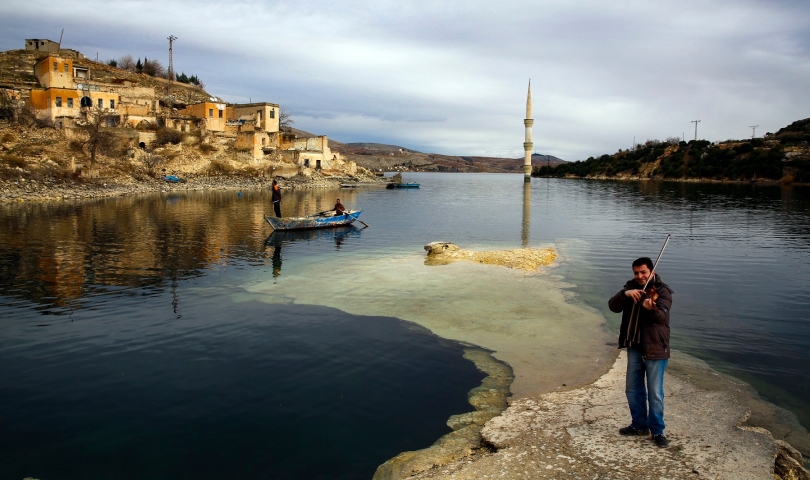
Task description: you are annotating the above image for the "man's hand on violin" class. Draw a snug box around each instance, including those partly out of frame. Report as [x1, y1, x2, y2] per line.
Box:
[642, 298, 656, 310]
[625, 289, 644, 302]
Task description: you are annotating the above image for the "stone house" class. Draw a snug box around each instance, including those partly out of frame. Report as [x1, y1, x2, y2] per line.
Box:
[28, 53, 160, 127]
[179, 100, 226, 132]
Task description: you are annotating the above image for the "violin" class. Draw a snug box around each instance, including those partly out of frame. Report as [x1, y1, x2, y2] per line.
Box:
[640, 284, 660, 312]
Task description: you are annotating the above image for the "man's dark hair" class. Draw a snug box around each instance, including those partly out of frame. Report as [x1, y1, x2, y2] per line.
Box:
[632, 257, 654, 270]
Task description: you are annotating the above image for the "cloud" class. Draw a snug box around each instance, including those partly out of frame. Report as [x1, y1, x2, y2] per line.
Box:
[1, 0, 808, 159]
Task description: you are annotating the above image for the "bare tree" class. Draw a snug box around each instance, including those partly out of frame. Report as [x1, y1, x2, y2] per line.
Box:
[142, 58, 166, 77]
[279, 107, 294, 131]
[118, 55, 136, 71]
[80, 107, 117, 168]
[142, 152, 164, 177]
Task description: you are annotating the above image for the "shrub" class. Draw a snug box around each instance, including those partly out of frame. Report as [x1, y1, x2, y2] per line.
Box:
[199, 143, 217, 153]
[141, 152, 163, 177]
[0, 153, 26, 167]
[155, 128, 183, 146]
[69, 139, 85, 153]
[1, 132, 15, 143]
[208, 159, 234, 175]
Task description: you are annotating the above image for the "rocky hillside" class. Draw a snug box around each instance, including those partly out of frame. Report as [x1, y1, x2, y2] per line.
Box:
[332, 142, 566, 173]
[0, 49, 211, 103]
[534, 118, 810, 183]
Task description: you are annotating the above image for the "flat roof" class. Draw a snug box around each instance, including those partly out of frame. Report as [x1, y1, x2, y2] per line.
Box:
[229, 102, 280, 108]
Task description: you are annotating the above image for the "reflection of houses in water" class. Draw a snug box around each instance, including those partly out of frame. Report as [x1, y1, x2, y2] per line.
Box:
[0, 193, 272, 309]
[0, 189, 366, 309]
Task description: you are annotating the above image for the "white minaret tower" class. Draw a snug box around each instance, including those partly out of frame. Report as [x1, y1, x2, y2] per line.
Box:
[523, 80, 533, 182]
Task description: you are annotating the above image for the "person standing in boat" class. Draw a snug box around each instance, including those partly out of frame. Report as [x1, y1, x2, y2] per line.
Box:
[608, 257, 673, 448]
[271, 180, 282, 217]
[333, 199, 346, 216]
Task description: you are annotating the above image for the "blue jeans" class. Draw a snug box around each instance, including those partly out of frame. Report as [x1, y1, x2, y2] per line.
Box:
[625, 347, 668, 435]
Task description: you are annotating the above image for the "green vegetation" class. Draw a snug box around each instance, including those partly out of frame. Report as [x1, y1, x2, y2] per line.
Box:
[534, 118, 810, 183]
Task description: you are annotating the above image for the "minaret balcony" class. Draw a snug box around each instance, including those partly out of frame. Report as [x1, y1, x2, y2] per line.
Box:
[523, 142, 533, 150]
[524, 119, 534, 127]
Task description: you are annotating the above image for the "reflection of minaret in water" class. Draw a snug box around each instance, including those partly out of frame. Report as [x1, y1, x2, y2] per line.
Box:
[521, 180, 531, 247]
[523, 80, 533, 182]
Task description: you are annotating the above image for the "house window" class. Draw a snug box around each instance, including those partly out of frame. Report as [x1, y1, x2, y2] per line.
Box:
[55, 96, 62, 107]
[208, 108, 213, 118]
[64, 63, 69, 72]
[218, 109, 223, 118]
[98, 98, 103, 108]
[257, 109, 263, 120]
[67, 98, 73, 108]
[110, 99, 115, 109]
[269, 109, 275, 118]
[53, 62, 58, 71]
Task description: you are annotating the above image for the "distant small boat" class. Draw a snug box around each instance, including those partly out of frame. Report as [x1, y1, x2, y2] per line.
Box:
[340, 182, 384, 188]
[164, 175, 186, 183]
[264, 210, 362, 231]
[386, 183, 420, 189]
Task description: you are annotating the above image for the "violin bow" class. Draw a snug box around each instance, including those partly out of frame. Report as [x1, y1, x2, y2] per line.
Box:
[626, 234, 671, 346]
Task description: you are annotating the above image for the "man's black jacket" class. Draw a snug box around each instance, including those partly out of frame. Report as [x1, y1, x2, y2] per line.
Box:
[608, 274, 673, 360]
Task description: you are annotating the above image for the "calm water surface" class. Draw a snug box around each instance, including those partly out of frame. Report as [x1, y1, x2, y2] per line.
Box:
[2, 173, 810, 477]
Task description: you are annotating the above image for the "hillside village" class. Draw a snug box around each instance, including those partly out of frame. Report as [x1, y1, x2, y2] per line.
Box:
[0, 38, 378, 200]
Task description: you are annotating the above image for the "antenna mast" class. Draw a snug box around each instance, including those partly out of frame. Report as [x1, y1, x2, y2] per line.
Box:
[749, 125, 759, 139]
[167, 35, 177, 97]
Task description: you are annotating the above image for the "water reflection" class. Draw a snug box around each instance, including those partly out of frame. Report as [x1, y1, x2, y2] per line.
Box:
[0, 188, 362, 311]
[263, 226, 364, 278]
[522, 181, 531, 247]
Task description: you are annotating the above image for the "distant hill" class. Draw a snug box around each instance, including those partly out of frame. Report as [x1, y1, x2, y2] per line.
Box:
[532, 118, 810, 183]
[531, 153, 567, 167]
[329, 141, 566, 173]
[343, 143, 421, 154]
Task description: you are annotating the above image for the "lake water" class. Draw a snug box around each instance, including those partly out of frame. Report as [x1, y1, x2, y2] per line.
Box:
[1, 173, 809, 478]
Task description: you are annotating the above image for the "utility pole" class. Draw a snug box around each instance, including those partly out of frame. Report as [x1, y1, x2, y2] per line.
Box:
[691, 120, 701, 141]
[749, 125, 759, 139]
[167, 35, 177, 97]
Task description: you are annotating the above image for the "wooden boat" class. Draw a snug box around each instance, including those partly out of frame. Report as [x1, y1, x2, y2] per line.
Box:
[264, 210, 362, 231]
[386, 182, 420, 189]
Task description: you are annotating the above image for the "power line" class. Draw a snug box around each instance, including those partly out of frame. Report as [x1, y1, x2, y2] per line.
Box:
[691, 120, 701, 141]
[749, 125, 759, 139]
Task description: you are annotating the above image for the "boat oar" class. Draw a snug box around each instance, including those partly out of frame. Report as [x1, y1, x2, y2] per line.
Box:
[358, 220, 370, 228]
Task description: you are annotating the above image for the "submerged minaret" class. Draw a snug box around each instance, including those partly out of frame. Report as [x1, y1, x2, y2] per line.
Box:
[523, 80, 533, 182]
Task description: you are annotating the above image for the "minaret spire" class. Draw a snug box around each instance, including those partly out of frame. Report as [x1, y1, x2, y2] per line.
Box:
[523, 79, 534, 182]
[526, 80, 532, 119]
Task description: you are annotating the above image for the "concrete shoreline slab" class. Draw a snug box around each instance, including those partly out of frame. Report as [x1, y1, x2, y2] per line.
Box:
[396, 350, 809, 480]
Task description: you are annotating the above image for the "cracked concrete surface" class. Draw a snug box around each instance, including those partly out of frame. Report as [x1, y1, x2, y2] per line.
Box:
[404, 350, 791, 480]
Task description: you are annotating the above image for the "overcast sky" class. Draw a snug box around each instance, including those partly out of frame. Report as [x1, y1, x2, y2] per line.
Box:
[1, 0, 808, 160]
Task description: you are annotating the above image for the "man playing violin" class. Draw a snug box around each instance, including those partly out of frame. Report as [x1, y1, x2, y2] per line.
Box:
[608, 257, 673, 448]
